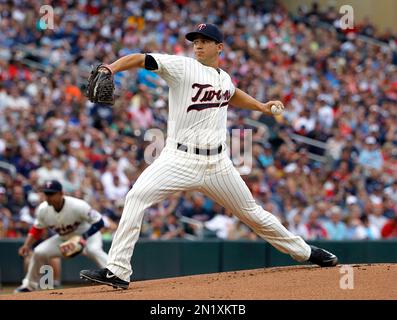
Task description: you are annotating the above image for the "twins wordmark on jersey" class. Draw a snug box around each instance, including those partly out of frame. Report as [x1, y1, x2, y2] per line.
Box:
[49, 221, 80, 236]
[188, 83, 232, 112]
[34, 196, 102, 238]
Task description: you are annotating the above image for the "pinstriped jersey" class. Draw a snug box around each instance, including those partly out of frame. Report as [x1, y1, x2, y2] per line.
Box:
[149, 54, 235, 148]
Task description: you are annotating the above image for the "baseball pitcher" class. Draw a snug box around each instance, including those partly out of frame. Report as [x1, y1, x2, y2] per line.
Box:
[81, 24, 338, 290]
[15, 180, 108, 292]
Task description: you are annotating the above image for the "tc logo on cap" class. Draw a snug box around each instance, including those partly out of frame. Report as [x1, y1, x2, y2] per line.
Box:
[42, 180, 63, 193]
[197, 24, 206, 31]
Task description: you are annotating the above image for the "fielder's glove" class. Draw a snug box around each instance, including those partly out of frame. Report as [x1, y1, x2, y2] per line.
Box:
[85, 64, 115, 105]
[59, 235, 86, 258]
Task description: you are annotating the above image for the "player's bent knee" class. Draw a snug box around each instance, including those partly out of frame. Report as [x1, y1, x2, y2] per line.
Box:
[125, 188, 149, 203]
[84, 247, 98, 257]
[240, 206, 270, 227]
[124, 189, 135, 201]
[240, 205, 261, 217]
[32, 248, 50, 260]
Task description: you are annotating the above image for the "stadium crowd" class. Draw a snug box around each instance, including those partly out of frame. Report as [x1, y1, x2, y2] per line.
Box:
[0, 0, 397, 241]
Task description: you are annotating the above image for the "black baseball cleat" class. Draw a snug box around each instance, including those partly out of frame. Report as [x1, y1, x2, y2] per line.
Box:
[308, 245, 338, 267]
[80, 268, 129, 289]
[14, 285, 34, 293]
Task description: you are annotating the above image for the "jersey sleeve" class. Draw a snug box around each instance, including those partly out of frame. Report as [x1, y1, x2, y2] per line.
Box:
[147, 53, 186, 88]
[228, 74, 236, 98]
[84, 208, 103, 224]
[33, 204, 47, 229]
[77, 199, 102, 224]
[231, 82, 236, 97]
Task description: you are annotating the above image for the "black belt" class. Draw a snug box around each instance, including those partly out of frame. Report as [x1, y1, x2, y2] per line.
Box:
[177, 143, 223, 156]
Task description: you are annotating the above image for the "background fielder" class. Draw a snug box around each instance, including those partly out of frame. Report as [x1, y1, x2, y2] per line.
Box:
[81, 23, 338, 289]
[15, 180, 108, 292]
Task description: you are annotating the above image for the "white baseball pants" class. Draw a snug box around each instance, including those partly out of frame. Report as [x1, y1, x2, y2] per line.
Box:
[107, 144, 311, 282]
[23, 232, 107, 289]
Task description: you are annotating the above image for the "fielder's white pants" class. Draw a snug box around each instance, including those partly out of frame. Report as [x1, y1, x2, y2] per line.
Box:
[107, 144, 311, 282]
[23, 232, 107, 289]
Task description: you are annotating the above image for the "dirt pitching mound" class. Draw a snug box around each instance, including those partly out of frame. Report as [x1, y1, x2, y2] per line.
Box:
[2, 263, 396, 300]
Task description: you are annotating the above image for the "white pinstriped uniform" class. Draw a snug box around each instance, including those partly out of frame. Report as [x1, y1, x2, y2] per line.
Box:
[107, 54, 311, 281]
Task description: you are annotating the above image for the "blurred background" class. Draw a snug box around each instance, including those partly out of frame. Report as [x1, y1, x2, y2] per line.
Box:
[0, 0, 396, 288]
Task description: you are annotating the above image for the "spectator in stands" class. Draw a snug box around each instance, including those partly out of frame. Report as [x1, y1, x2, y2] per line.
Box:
[356, 214, 381, 240]
[181, 194, 214, 222]
[15, 148, 38, 178]
[36, 155, 63, 185]
[358, 136, 384, 172]
[4, 219, 22, 238]
[0, 219, 5, 238]
[228, 220, 258, 240]
[146, 215, 167, 240]
[18, 192, 40, 235]
[204, 210, 235, 240]
[384, 180, 397, 203]
[287, 212, 309, 240]
[323, 206, 348, 240]
[104, 174, 129, 202]
[305, 211, 328, 240]
[383, 196, 396, 219]
[381, 214, 397, 238]
[161, 214, 184, 239]
[368, 198, 388, 233]
[0, 185, 10, 210]
[7, 185, 26, 219]
[326, 129, 346, 162]
[254, 142, 274, 168]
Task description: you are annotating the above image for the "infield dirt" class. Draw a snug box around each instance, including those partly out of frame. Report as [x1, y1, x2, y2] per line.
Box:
[1, 263, 396, 300]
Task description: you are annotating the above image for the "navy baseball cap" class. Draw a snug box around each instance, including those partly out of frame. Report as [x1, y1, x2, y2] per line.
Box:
[42, 180, 63, 194]
[185, 23, 223, 43]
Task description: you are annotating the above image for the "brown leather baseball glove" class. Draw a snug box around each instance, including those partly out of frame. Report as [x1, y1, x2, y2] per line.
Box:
[59, 235, 86, 258]
[85, 64, 115, 105]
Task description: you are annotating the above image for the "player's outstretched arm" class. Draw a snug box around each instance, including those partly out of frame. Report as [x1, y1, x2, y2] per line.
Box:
[229, 88, 284, 116]
[105, 53, 146, 74]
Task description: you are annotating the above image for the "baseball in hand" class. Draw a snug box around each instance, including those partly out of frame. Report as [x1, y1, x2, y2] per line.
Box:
[271, 104, 283, 115]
